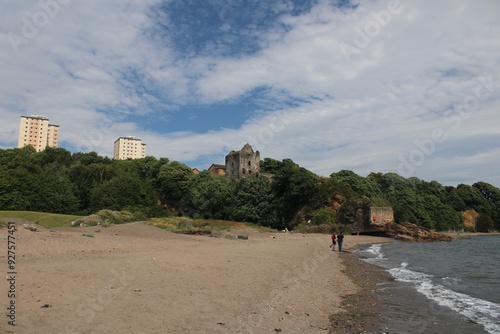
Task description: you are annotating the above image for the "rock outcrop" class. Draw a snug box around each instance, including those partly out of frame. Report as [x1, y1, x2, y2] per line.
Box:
[385, 222, 452, 242]
[462, 209, 479, 231]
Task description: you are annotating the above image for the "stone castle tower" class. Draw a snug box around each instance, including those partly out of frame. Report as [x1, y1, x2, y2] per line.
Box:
[225, 144, 260, 179]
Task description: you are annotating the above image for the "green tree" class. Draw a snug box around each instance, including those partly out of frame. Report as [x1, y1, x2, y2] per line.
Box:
[157, 161, 194, 203]
[331, 170, 383, 200]
[311, 207, 336, 226]
[89, 173, 159, 215]
[71, 151, 111, 165]
[260, 158, 281, 174]
[476, 213, 494, 232]
[181, 171, 235, 219]
[371, 173, 433, 227]
[37, 147, 73, 167]
[0, 147, 40, 211]
[68, 162, 115, 213]
[271, 159, 318, 228]
[473, 182, 500, 229]
[232, 177, 278, 227]
[31, 165, 79, 213]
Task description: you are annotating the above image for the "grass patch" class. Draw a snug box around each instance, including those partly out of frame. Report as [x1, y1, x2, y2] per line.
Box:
[71, 210, 143, 227]
[0, 211, 83, 229]
[294, 223, 337, 234]
[147, 217, 275, 233]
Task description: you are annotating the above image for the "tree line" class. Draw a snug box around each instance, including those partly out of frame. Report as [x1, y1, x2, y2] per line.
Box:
[0, 146, 498, 232]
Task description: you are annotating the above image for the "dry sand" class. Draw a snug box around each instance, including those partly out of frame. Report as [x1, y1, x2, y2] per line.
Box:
[0, 219, 394, 334]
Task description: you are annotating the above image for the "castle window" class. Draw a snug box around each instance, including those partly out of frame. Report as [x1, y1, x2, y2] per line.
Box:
[248, 161, 251, 166]
[242, 168, 246, 174]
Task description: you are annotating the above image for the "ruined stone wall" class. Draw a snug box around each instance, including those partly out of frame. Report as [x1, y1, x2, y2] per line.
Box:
[225, 144, 260, 179]
[368, 207, 394, 229]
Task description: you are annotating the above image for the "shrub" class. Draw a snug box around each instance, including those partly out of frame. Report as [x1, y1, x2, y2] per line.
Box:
[311, 208, 336, 226]
[476, 213, 494, 232]
[71, 210, 140, 227]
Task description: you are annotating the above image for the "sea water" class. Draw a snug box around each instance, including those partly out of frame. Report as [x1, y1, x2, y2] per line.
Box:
[356, 235, 500, 334]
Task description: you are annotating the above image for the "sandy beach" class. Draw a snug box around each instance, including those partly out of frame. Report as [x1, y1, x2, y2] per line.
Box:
[0, 220, 394, 333]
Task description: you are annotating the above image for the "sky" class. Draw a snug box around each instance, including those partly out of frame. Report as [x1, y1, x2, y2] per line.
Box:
[1, 0, 499, 187]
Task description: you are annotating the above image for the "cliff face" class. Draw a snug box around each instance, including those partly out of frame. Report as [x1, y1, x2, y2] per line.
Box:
[384, 222, 452, 242]
[462, 209, 479, 231]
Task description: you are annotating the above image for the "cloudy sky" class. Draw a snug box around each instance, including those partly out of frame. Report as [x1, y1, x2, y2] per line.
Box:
[1, 0, 499, 187]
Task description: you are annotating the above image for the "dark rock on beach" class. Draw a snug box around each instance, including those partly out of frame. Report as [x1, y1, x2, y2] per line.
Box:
[385, 222, 452, 242]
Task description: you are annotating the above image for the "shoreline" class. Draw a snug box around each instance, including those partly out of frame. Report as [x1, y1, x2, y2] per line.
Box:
[338, 235, 496, 334]
[327, 240, 395, 334]
[443, 231, 500, 239]
[329, 251, 393, 333]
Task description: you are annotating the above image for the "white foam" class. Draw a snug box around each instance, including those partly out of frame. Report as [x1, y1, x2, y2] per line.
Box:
[388, 265, 432, 283]
[361, 244, 386, 264]
[388, 263, 500, 334]
[366, 244, 382, 255]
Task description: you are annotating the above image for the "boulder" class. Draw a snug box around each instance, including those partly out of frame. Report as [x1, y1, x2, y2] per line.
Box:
[23, 223, 38, 232]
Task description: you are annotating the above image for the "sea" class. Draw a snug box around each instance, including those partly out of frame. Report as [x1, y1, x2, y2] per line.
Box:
[355, 235, 500, 334]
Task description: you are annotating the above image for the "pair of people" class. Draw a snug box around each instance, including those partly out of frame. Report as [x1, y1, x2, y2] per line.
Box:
[330, 232, 344, 252]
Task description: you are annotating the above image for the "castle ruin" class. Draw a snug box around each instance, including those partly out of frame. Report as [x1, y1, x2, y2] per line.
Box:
[225, 144, 260, 179]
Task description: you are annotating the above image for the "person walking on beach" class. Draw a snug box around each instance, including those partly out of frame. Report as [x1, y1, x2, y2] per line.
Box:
[337, 232, 344, 252]
[330, 233, 336, 251]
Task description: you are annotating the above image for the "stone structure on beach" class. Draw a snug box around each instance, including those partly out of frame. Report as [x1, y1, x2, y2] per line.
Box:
[367, 207, 395, 230]
[355, 206, 452, 241]
[225, 144, 260, 179]
[350, 206, 394, 233]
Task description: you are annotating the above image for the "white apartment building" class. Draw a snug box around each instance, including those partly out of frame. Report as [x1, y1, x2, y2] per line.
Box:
[18, 115, 59, 152]
[113, 136, 146, 160]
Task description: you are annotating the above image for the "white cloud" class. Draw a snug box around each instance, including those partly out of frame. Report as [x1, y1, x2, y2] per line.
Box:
[0, 0, 499, 187]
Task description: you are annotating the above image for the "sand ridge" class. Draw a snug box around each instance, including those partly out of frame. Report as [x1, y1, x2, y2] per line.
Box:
[0, 219, 393, 333]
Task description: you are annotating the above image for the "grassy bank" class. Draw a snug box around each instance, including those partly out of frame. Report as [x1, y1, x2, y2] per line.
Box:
[0, 211, 277, 233]
[0, 211, 83, 229]
[147, 216, 275, 233]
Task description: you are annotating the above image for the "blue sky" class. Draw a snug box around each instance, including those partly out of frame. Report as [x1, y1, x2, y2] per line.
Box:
[1, 0, 499, 187]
